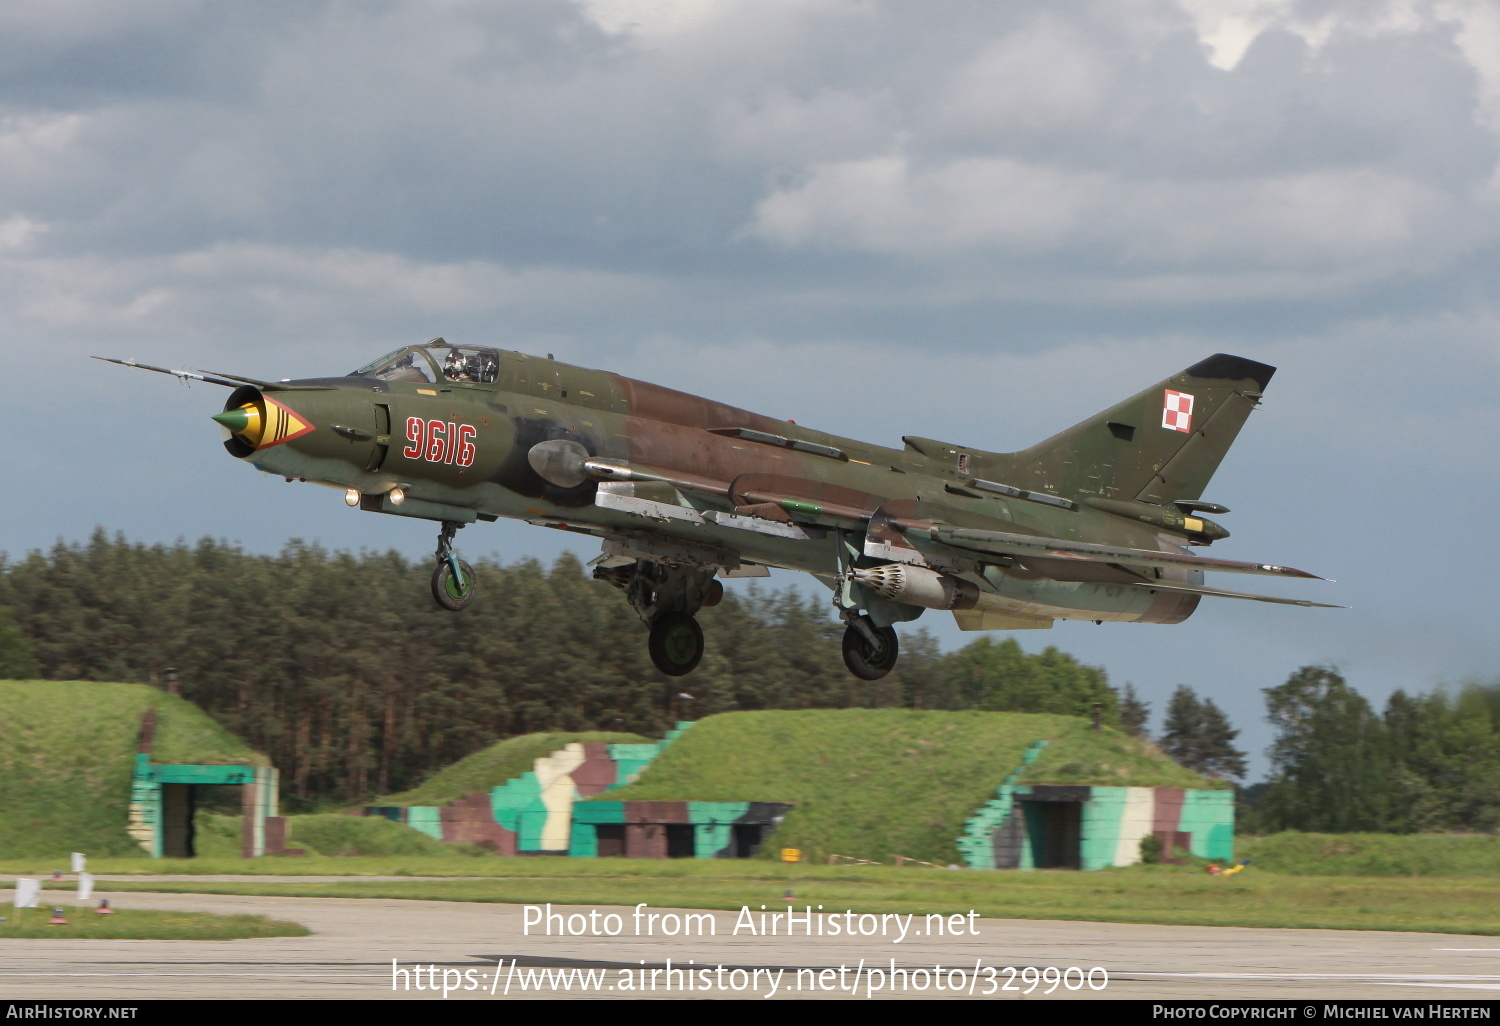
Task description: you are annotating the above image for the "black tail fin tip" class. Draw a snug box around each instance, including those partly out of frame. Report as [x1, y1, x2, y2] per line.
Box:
[1184, 354, 1276, 391]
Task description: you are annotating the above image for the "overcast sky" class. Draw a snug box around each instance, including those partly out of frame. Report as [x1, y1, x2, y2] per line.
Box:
[2, 0, 1498, 778]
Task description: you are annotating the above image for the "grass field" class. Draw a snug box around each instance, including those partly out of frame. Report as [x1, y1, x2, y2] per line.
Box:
[603, 709, 1216, 865]
[0, 905, 308, 939]
[40, 858, 1500, 936]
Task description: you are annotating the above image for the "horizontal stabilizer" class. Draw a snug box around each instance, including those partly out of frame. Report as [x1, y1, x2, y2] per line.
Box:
[931, 526, 1327, 580]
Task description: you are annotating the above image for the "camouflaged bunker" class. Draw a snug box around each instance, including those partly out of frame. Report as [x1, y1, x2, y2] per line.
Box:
[366, 710, 1233, 868]
[0, 681, 292, 859]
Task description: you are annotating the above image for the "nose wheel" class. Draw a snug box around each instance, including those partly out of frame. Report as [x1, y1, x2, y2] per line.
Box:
[431, 521, 475, 611]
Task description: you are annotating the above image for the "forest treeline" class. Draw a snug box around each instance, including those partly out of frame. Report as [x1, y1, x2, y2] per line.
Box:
[1246, 666, 1500, 834]
[0, 532, 1120, 805]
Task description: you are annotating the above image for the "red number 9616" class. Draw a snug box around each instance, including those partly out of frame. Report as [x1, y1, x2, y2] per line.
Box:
[403, 417, 476, 467]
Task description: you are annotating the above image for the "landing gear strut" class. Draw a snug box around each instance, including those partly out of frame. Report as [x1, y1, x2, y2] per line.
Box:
[830, 528, 916, 680]
[431, 520, 475, 611]
[841, 614, 899, 681]
[594, 559, 722, 676]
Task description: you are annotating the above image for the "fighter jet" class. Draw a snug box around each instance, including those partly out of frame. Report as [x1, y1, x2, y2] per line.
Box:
[98, 342, 1334, 679]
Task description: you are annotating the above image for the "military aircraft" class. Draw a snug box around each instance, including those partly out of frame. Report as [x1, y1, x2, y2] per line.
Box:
[99, 342, 1334, 679]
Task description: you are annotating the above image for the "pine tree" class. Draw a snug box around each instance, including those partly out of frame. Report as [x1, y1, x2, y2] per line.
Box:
[1118, 684, 1150, 738]
[0, 607, 35, 679]
[1158, 685, 1246, 780]
[1256, 666, 1391, 832]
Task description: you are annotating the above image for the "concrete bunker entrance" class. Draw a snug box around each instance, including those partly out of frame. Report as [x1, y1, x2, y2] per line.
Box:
[665, 824, 695, 858]
[131, 710, 288, 858]
[1020, 785, 1089, 870]
[161, 784, 196, 859]
[159, 783, 249, 858]
[731, 823, 764, 858]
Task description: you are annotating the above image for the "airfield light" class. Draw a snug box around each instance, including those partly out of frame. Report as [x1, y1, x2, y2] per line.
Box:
[344, 489, 359, 507]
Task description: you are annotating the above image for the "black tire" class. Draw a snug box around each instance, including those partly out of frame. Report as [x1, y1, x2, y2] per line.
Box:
[431, 559, 477, 611]
[842, 618, 899, 680]
[648, 612, 704, 676]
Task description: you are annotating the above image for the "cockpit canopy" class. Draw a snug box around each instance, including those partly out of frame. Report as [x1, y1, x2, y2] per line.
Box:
[349, 338, 500, 385]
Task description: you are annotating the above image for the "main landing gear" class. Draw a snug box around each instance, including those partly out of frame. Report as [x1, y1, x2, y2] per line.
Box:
[431, 520, 476, 611]
[594, 559, 723, 676]
[831, 528, 920, 680]
[841, 614, 899, 681]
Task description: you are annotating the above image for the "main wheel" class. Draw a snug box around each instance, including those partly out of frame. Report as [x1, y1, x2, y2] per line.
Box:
[648, 612, 704, 676]
[842, 618, 899, 680]
[431, 559, 477, 611]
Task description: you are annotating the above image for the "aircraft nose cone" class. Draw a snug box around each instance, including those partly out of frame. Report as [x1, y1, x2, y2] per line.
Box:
[211, 409, 250, 432]
[212, 401, 266, 447]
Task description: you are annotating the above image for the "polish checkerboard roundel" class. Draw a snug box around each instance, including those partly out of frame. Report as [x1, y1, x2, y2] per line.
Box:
[1162, 389, 1194, 433]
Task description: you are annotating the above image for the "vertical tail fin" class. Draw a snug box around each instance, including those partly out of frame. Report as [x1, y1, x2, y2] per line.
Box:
[974, 354, 1275, 503]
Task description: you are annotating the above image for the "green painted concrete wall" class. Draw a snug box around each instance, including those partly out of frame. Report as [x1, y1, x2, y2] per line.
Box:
[1079, 786, 1129, 871]
[405, 806, 443, 841]
[1180, 789, 1234, 861]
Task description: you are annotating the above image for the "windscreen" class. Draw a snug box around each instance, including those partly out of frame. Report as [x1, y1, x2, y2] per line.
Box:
[349, 348, 437, 383]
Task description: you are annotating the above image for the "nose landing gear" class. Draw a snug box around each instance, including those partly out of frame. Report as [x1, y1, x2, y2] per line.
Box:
[431, 520, 475, 611]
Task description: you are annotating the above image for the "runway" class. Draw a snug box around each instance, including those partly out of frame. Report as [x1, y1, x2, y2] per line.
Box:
[4, 889, 1500, 1000]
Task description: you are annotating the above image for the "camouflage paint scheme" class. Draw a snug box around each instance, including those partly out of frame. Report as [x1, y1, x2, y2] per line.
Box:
[100, 343, 1332, 676]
